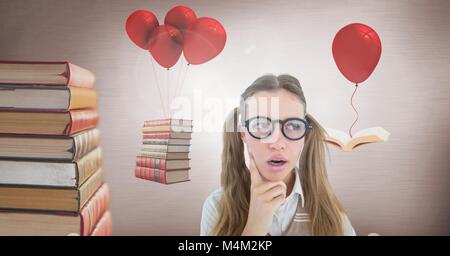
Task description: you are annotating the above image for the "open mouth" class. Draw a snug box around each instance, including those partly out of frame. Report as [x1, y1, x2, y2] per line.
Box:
[268, 160, 287, 166]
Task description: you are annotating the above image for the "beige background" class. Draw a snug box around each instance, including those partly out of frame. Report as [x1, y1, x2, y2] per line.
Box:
[0, 0, 449, 235]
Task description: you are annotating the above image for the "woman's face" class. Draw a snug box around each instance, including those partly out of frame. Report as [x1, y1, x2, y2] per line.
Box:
[240, 89, 305, 182]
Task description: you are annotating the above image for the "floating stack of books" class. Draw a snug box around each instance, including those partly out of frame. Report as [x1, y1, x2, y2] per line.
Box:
[135, 118, 192, 184]
[0, 61, 112, 236]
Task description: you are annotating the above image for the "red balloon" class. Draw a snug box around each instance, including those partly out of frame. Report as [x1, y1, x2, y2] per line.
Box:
[126, 10, 159, 49]
[164, 6, 197, 34]
[148, 25, 183, 69]
[332, 23, 382, 84]
[183, 17, 227, 65]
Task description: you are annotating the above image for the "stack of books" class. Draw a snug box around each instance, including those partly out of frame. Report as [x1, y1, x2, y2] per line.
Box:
[0, 61, 112, 236]
[135, 118, 192, 184]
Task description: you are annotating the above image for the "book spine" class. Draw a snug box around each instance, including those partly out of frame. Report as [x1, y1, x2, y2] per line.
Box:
[66, 63, 96, 89]
[78, 168, 103, 211]
[75, 147, 102, 185]
[142, 138, 170, 144]
[142, 132, 172, 139]
[68, 87, 97, 110]
[73, 129, 101, 161]
[141, 144, 169, 153]
[143, 119, 171, 127]
[90, 211, 112, 236]
[80, 183, 110, 236]
[143, 119, 193, 127]
[142, 125, 192, 133]
[135, 156, 166, 170]
[135, 166, 167, 184]
[66, 109, 99, 135]
[139, 151, 168, 159]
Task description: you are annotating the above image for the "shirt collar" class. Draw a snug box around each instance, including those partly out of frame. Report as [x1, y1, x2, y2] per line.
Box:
[291, 166, 305, 208]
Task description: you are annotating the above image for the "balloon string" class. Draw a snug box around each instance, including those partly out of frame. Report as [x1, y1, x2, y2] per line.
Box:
[349, 84, 359, 138]
[167, 68, 170, 118]
[174, 63, 190, 101]
[174, 58, 184, 101]
[174, 63, 188, 100]
[150, 58, 167, 118]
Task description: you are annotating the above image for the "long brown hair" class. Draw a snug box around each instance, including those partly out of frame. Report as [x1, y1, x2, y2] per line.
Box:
[211, 74, 345, 236]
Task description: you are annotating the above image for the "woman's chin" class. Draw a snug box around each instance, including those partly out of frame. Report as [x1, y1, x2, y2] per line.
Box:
[261, 169, 289, 182]
[260, 163, 295, 182]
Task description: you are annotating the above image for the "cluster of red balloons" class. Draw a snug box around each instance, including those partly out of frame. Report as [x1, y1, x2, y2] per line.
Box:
[126, 6, 227, 69]
[332, 23, 381, 85]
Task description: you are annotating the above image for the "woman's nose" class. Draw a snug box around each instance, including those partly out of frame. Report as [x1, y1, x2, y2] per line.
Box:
[264, 124, 286, 150]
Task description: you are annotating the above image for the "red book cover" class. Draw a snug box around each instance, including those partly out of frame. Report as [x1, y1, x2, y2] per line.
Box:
[135, 166, 190, 184]
[90, 211, 112, 236]
[66, 63, 96, 89]
[135, 166, 167, 184]
[143, 119, 193, 127]
[142, 132, 173, 139]
[136, 156, 167, 170]
[142, 131, 192, 140]
[67, 109, 99, 135]
[143, 119, 172, 127]
[80, 183, 110, 236]
[0, 60, 95, 88]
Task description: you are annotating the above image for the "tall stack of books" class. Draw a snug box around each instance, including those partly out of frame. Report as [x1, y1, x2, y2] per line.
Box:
[0, 61, 112, 236]
[135, 118, 192, 184]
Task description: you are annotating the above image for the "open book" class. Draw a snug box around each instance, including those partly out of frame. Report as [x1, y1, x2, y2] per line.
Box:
[324, 126, 390, 151]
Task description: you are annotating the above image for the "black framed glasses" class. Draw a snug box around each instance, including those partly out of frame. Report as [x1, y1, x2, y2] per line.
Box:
[244, 116, 313, 141]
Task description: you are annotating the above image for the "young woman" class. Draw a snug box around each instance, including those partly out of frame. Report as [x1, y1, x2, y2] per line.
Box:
[200, 74, 356, 236]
